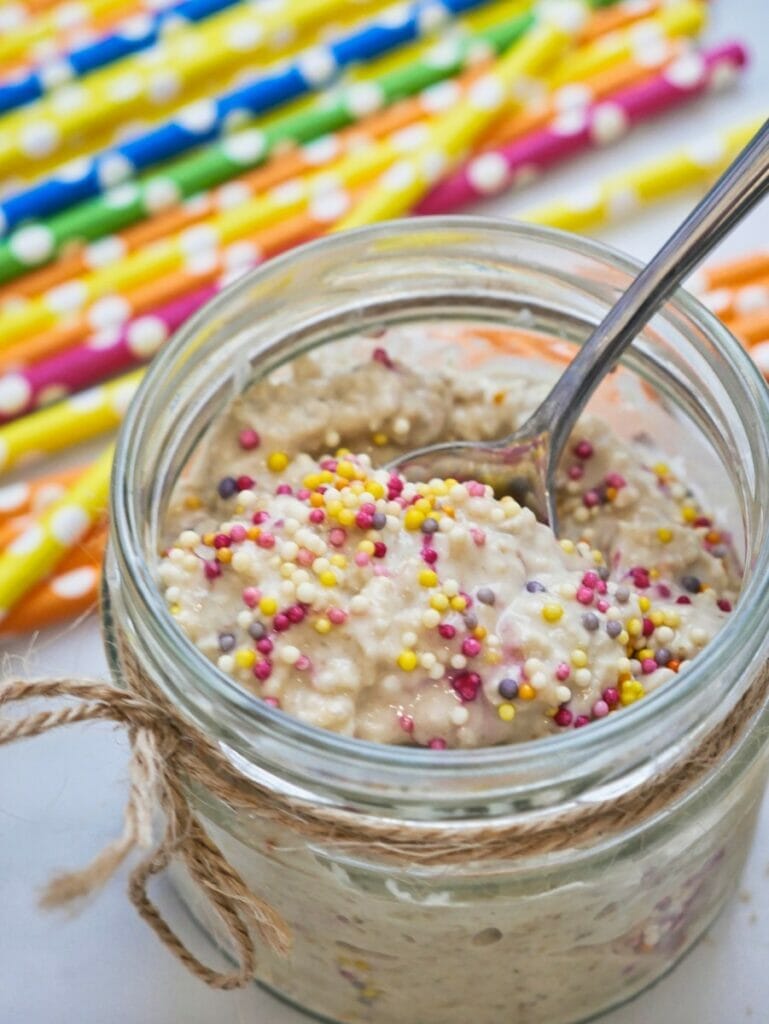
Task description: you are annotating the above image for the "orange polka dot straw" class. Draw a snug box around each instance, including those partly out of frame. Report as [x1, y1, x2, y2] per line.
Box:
[0, 466, 85, 527]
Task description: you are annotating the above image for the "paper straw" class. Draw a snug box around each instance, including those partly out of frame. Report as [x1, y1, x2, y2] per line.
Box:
[0, 6, 538, 288]
[0, 521, 105, 635]
[0, 0, 244, 116]
[0, 373, 139, 476]
[417, 42, 746, 213]
[518, 118, 763, 233]
[0, 0, 131, 70]
[0, 465, 84, 526]
[688, 251, 769, 292]
[722, 309, 769, 347]
[336, 2, 586, 229]
[0, 445, 112, 618]
[696, 275, 769, 320]
[0, 0, 487, 230]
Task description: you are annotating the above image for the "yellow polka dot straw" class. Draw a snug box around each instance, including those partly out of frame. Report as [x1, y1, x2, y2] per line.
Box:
[0, 0, 362, 180]
[0, 0, 128, 70]
[0, 369, 141, 476]
[0, 445, 113, 622]
[520, 117, 764, 233]
[335, 0, 589, 230]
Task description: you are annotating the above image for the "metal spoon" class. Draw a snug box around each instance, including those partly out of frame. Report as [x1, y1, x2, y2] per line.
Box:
[390, 119, 769, 529]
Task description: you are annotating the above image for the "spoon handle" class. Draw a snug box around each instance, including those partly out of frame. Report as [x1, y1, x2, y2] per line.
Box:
[535, 118, 769, 461]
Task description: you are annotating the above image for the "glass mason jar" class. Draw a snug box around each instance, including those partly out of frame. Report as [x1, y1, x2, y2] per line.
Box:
[103, 219, 769, 1024]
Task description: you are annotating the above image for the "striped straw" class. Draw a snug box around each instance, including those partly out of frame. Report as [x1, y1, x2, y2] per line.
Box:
[0, 0, 489, 231]
[0, 0, 244, 116]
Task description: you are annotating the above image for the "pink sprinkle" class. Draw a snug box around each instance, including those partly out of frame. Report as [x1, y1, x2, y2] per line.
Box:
[596, 580, 608, 595]
[576, 586, 593, 605]
[596, 598, 610, 613]
[296, 488, 310, 500]
[388, 475, 404, 494]
[641, 658, 658, 674]
[355, 512, 374, 529]
[428, 737, 447, 750]
[263, 696, 280, 708]
[657, 584, 672, 599]
[238, 428, 260, 450]
[257, 532, 275, 549]
[554, 708, 573, 727]
[583, 490, 600, 508]
[461, 637, 481, 657]
[422, 548, 437, 564]
[252, 510, 269, 525]
[256, 638, 273, 655]
[295, 655, 311, 671]
[273, 613, 290, 631]
[452, 670, 481, 701]
[328, 607, 347, 625]
[602, 687, 619, 707]
[237, 474, 255, 491]
[398, 713, 414, 734]
[373, 541, 387, 558]
[568, 465, 584, 481]
[355, 552, 370, 566]
[372, 346, 394, 369]
[592, 699, 609, 719]
[642, 617, 655, 636]
[676, 595, 692, 605]
[470, 527, 486, 547]
[242, 587, 260, 607]
[467, 482, 485, 497]
[320, 458, 338, 471]
[328, 527, 347, 547]
[275, 483, 292, 495]
[360, 503, 376, 515]
[438, 623, 456, 639]
[573, 715, 591, 728]
[230, 524, 247, 543]
[253, 660, 272, 681]
[573, 440, 594, 460]
[694, 516, 711, 528]
[605, 472, 626, 489]
[204, 560, 221, 580]
[582, 571, 599, 589]
[555, 663, 571, 681]
[213, 533, 231, 549]
[309, 509, 325, 524]
[297, 548, 314, 566]
[717, 599, 732, 613]
[287, 605, 305, 623]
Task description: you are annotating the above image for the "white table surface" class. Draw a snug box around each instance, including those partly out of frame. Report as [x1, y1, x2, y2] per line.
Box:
[1, 4, 768, 1022]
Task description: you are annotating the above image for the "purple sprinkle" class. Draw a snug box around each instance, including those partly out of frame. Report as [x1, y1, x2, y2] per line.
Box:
[655, 648, 671, 665]
[217, 476, 238, 499]
[248, 621, 266, 640]
[477, 587, 496, 606]
[582, 612, 600, 632]
[606, 620, 623, 639]
[218, 633, 236, 652]
[372, 512, 387, 530]
[526, 580, 546, 593]
[615, 586, 630, 604]
[498, 678, 519, 700]
[421, 517, 439, 534]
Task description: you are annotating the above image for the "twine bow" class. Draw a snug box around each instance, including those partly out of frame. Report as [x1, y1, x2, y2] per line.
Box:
[0, 677, 291, 990]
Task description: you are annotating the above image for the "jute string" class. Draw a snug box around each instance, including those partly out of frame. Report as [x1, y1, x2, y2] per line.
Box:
[1, 639, 768, 991]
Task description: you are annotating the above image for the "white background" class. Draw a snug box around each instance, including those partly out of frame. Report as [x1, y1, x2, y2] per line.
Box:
[1, 3, 768, 1022]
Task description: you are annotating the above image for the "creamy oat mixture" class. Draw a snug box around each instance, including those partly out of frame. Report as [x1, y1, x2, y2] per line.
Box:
[158, 324, 736, 748]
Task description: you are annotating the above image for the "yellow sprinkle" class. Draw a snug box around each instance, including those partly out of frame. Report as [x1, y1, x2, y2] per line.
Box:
[320, 470, 335, 484]
[350, 482, 364, 495]
[653, 461, 669, 477]
[493, 390, 506, 405]
[620, 679, 645, 706]
[518, 683, 536, 700]
[664, 610, 681, 628]
[657, 527, 673, 544]
[626, 618, 642, 637]
[638, 596, 651, 612]
[649, 568, 660, 580]
[331, 554, 347, 569]
[336, 460, 357, 480]
[170, 603, 181, 615]
[429, 480, 449, 496]
[484, 650, 501, 665]
[358, 540, 375, 555]
[542, 603, 563, 623]
[336, 447, 351, 457]
[559, 539, 575, 555]
[618, 630, 629, 646]
[304, 473, 321, 489]
[326, 499, 343, 516]
[430, 593, 449, 612]
[267, 451, 289, 472]
[592, 549, 604, 565]
[450, 595, 467, 612]
[681, 504, 697, 523]
[571, 649, 588, 668]
[314, 617, 331, 634]
[397, 650, 418, 671]
[498, 703, 516, 722]
[320, 570, 337, 587]
[234, 649, 256, 670]
[650, 611, 664, 626]
[372, 432, 389, 446]
[419, 569, 438, 588]
[404, 508, 425, 530]
[259, 597, 277, 616]
[415, 497, 432, 513]
[637, 648, 654, 661]
[184, 495, 202, 510]
[338, 509, 355, 526]
[366, 479, 385, 499]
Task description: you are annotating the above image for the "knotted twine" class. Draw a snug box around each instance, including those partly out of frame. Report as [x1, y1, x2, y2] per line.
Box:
[1, 643, 768, 991]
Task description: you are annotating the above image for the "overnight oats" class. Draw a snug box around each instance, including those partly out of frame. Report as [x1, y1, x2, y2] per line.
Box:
[103, 221, 769, 1024]
[159, 327, 736, 748]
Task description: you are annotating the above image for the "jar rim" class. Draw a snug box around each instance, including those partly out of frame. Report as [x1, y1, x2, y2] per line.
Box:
[110, 215, 769, 777]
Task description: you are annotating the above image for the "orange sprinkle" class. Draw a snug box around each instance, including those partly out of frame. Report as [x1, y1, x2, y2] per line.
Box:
[668, 660, 681, 672]
[184, 496, 202, 510]
[493, 391, 506, 405]
[216, 549, 232, 564]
